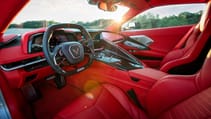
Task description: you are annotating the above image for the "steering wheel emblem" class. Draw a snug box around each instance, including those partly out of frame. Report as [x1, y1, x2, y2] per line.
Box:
[69, 45, 81, 58]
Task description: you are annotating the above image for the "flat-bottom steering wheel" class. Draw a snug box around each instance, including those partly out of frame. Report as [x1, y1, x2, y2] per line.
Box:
[43, 24, 94, 76]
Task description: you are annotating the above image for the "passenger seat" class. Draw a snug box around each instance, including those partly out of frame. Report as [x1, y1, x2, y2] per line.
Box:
[159, 1, 211, 74]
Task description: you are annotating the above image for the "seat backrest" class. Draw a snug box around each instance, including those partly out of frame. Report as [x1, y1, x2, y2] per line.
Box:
[146, 48, 211, 119]
[159, 2, 211, 74]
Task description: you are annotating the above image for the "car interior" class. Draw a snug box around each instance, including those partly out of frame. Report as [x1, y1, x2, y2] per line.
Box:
[0, 0, 210, 119]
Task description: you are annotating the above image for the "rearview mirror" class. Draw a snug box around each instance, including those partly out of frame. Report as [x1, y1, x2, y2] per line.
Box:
[98, 2, 117, 12]
[87, 0, 121, 12]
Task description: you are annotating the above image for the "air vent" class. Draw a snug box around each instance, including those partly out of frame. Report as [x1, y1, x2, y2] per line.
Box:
[0, 57, 46, 71]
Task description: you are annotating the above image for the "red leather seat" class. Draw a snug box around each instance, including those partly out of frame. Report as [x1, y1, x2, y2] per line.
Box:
[146, 53, 211, 118]
[55, 49, 211, 119]
[159, 2, 211, 73]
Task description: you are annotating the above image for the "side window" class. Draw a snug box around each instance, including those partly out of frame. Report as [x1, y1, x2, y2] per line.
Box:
[122, 4, 205, 30]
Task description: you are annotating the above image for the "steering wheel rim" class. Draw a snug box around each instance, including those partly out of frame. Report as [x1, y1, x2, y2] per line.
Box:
[43, 24, 94, 75]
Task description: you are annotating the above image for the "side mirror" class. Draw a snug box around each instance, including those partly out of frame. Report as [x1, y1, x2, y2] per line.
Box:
[122, 22, 140, 30]
[98, 2, 117, 12]
[128, 22, 136, 29]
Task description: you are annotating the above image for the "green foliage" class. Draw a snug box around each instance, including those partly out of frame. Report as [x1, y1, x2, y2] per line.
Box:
[23, 21, 43, 28]
[8, 19, 113, 29]
[8, 24, 20, 28]
[127, 11, 202, 30]
[9, 20, 59, 29]
[74, 19, 114, 29]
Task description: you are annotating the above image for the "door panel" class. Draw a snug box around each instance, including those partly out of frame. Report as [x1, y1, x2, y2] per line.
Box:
[120, 25, 193, 68]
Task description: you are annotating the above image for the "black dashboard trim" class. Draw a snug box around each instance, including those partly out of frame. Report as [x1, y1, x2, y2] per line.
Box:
[0, 58, 46, 71]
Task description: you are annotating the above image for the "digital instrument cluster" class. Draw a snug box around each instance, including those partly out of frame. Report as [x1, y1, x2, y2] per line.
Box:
[28, 30, 81, 53]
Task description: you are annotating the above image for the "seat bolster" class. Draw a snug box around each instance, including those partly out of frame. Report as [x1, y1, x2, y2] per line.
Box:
[160, 49, 185, 68]
[54, 84, 148, 119]
[146, 75, 198, 118]
[103, 84, 149, 119]
[160, 52, 194, 72]
[197, 51, 211, 90]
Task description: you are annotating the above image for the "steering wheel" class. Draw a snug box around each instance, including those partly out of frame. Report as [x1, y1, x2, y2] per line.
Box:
[43, 24, 94, 76]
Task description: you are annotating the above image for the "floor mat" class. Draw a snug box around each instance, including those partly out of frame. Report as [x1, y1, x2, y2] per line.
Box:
[32, 79, 83, 119]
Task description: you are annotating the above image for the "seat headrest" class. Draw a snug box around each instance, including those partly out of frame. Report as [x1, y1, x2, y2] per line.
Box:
[199, 1, 211, 31]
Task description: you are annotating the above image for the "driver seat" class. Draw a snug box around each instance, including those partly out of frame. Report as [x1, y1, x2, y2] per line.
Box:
[54, 49, 211, 119]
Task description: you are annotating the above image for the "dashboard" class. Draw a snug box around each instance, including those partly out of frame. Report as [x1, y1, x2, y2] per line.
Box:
[0, 29, 143, 88]
[0, 29, 144, 72]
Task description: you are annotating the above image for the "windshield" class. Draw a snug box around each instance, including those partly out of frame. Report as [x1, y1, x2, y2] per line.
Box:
[6, 0, 129, 34]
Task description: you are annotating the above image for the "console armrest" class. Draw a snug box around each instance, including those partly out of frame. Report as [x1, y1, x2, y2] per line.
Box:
[129, 68, 167, 88]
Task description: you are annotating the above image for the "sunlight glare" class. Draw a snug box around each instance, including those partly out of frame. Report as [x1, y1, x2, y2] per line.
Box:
[110, 5, 129, 23]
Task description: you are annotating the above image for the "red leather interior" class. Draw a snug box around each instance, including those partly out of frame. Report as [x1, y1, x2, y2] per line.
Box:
[129, 68, 166, 80]
[121, 24, 193, 68]
[54, 3, 211, 115]
[159, 87, 211, 119]
[0, 28, 55, 88]
[146, 74, 199, 118]
[160, 25, 200, 67]
[159, 1, 211, 72]
[0, 0, 210, 119]
[65, 61, 160, 108]
[55, 84, 148, 119]
[55, 48, 211, 119]
[147, 49, 211, 118]
[173, 25, 196, 49]
[122, 25, 192, 55]
[120, 2, 211, 72]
